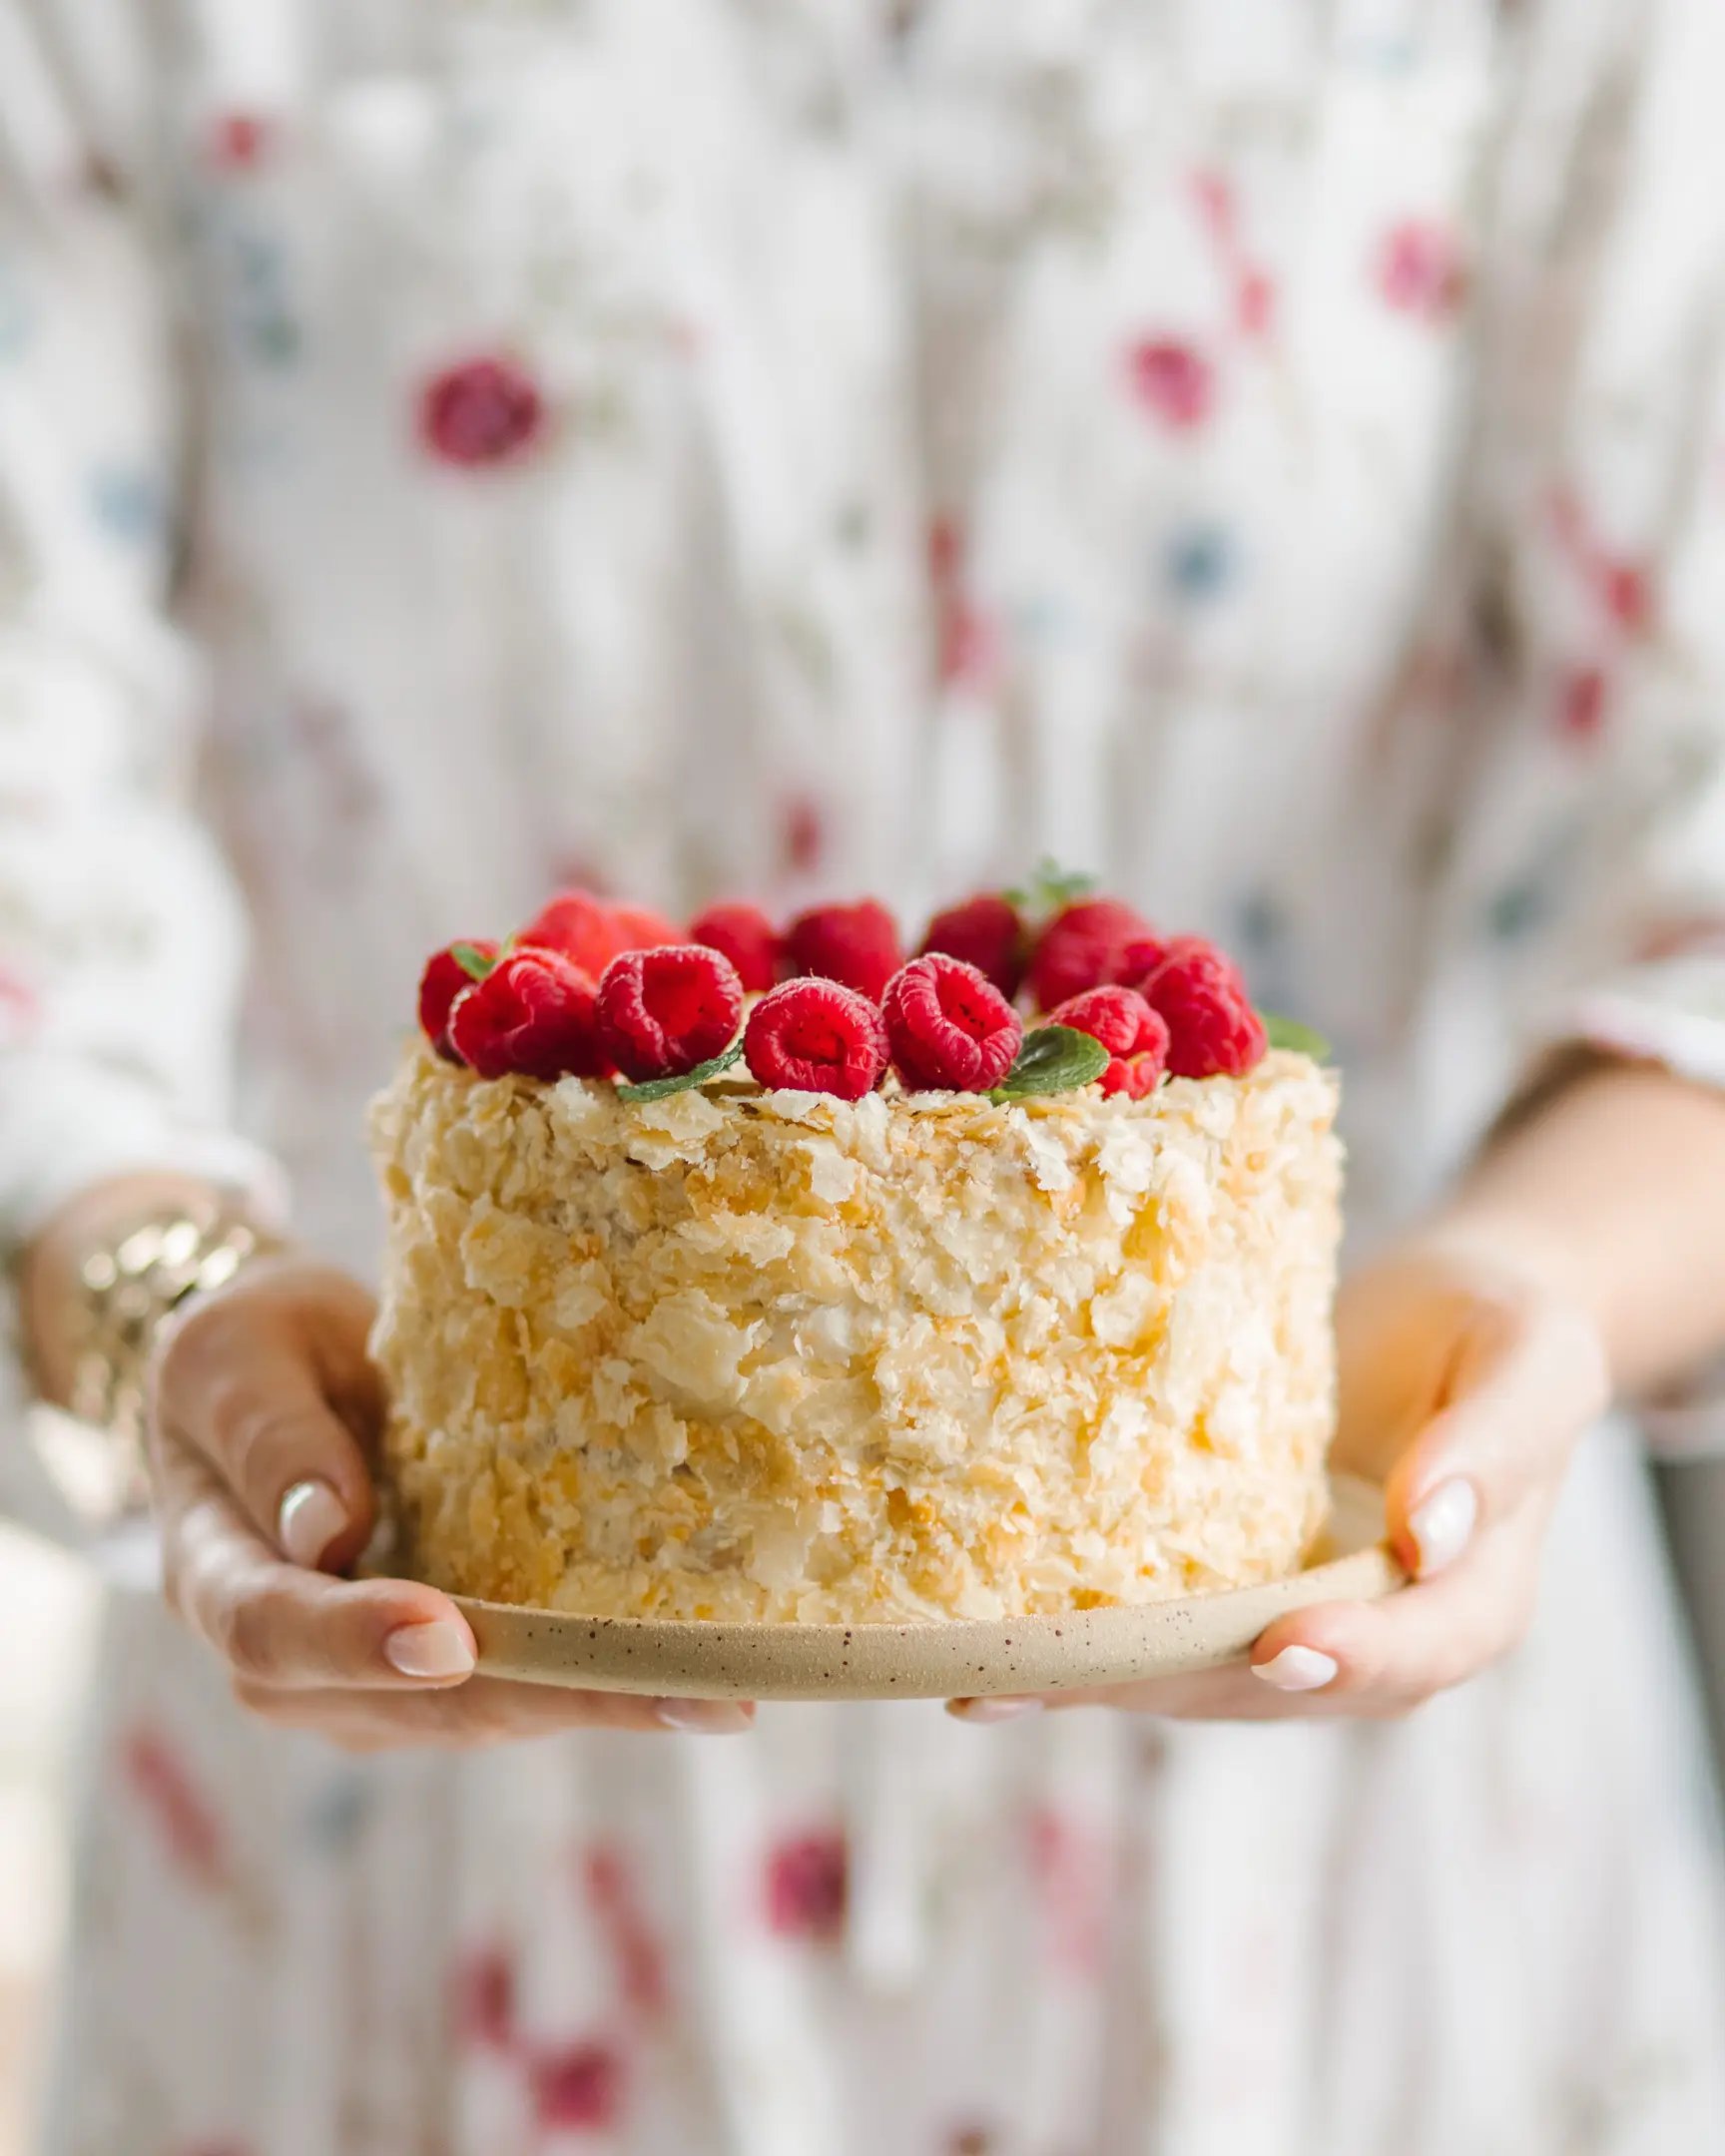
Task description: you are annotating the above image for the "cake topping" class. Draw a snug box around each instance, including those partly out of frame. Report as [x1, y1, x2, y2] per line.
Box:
[1048, 985, 1171, 1099]
[518, 889, 680, 979]
[987, 1023, 1110, 1102]
[687, 901, 783, 993]
[413, 869, 1323, 1101]
[418, 939, 499, 1060]
[596, 945, 746, 1082]
[1027, 896, 1156, 1011]
[447, 948, 611, 1080]
[744, 978, 889, 1099]
[784, 899, 902, 1004]
[883, 954, 1023, 1092]
[1138, 937, 1267, 1079]
[918, 893, 1026, 1000]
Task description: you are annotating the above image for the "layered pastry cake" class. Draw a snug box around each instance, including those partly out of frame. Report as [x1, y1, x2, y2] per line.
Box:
[369, 878, 1342, 1622]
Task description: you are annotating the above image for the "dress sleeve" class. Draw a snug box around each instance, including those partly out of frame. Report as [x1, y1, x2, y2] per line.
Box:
[0, 10, 282, 1243]
[0, 9, 284, 1536]
[1452, 0, 1725, 1447]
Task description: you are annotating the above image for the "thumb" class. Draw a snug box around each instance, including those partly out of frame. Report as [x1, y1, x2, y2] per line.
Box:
[151, 1261, 383, 1573]
[1381, 1291, 1606, 1579]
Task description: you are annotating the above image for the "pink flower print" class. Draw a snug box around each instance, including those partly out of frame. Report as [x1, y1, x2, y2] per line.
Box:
[0, 962, 39, 1044]
[1189, 171, 1278, 342]
[764, 1829, 849, 1943]
[583, 1845, 669, 2020]
[528, 2039, 626, 2132]
[121, 1724, 229, 1893]
[1549, 487, 1653, 634]
[208, 114, 272, 172]
[1124, 339, 1216, 431]
[452, 1942, 517, 2051]
[781, 796, 827, 877]
[1376, 219, 1467, 322]
[927, 515, 998, 690]
[1026, 1806, 1109, 1976]
[418, 356, 547, 468]
[1558, 665, 1608, 743]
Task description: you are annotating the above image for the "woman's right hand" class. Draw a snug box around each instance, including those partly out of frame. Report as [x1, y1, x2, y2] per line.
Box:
[148, 1255, 753, 1749]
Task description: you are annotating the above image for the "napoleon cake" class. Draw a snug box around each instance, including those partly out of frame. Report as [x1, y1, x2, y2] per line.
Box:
[369, 878, 1342, 1623]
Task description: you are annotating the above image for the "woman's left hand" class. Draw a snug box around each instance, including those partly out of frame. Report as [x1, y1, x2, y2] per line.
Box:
[950, 1237, 1608, 1724]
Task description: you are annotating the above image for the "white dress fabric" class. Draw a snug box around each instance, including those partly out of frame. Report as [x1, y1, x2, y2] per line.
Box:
[5, 3, 1725, 2150]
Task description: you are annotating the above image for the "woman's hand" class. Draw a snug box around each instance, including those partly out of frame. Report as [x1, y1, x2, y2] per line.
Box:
[951, 1236, 1608, 1724]
[149, 1255, 753, 1748]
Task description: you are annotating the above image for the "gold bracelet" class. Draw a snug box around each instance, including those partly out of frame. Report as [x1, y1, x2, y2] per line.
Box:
[64, 1193, 284, 1487]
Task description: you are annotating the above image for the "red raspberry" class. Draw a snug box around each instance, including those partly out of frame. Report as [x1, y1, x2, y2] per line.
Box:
[1117, 934, 1169, 992]
[1138, 938, 1266, 1079]
[918, 893, 1026, 1000]
[783, 899, 902, 1004]
[744, 979, 889, 1100]
[418, 940, 499, 1060]
[447, 948, 610, 1081]
[1048, 986, 1170, 1100]
[1027, 898, 1155, 1012]
[882, 954, 1024, 1092]
[517, 890, 681, 978]
[687, 901, 783, 994]
[596, 944, 744, 1082]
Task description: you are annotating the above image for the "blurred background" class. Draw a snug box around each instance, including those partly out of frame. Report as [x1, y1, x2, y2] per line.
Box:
[0, 1523, 95, 2156]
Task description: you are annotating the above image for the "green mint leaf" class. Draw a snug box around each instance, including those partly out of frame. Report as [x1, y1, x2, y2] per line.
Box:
[987, 1024, 1109, 1102]
[616, 1039, 746, 1104]
[451, 941, 498, 982]
[1263, 1014, 1333, 1061]
[1003, 857, 1099, 921]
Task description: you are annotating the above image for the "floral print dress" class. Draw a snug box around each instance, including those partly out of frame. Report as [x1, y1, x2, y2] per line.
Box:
[6, 2, 1725, 2151]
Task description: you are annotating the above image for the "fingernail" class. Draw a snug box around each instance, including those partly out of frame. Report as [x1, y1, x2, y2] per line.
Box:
[1253, 1646, 1339, 1692]
[952, 1697, 1043, 1724]
[279, 1479, 349, 1570]
[1409, 1478, 1478, 1579]
[655, 1699, 754, 1734]
[383, 1621, 476, 1681]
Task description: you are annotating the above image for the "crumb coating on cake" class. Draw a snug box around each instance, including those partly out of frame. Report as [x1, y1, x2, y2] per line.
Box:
[368, 1047, 1342, 1621]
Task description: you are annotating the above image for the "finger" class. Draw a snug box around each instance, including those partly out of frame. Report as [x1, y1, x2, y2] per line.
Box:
[1249, 1511, 1541, 1714]
[1381, 1298, 1604, 1579]
[153, 1272, 379, 1571]
[232, 1676, 755, 1749]
[158, 1434, 477, 1690]
[948, 1665, 1317, 1724]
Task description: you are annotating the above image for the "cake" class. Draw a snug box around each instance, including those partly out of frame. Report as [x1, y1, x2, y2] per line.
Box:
[368, 880, 1343, 1623]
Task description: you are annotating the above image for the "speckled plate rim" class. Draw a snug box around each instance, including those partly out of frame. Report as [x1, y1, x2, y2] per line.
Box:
[449, 1474, 1404, 1701]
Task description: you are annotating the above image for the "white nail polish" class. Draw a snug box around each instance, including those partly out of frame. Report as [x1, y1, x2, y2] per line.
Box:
[1253, 1646, 1339, 1692]
[1409, 1478, 1478, 1579]
[955, 1698, 1043, 1724]
[655, 1700, 753, 1734]
[383, 1621, 476, 1681]
[279, 1479, 349, 1569]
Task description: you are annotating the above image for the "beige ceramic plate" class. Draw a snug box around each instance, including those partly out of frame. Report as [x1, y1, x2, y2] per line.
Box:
[452, 1474, 1403, 1701]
